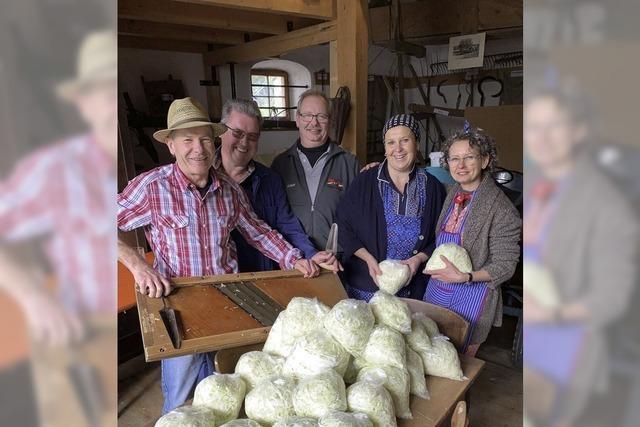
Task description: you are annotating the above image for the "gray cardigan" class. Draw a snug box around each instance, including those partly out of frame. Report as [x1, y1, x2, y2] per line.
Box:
[435, 173, 521, 344]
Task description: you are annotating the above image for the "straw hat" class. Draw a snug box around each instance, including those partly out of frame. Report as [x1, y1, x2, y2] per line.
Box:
[153, 97, 227, 142]
[56, 31, 117, 100]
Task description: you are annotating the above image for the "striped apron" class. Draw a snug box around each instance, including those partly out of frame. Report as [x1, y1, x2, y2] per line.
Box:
[423, 193, 489, 351]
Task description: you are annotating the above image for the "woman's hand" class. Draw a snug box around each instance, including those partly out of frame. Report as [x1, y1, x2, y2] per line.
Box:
[524, 295, 556, 323]
[400, 253, 428, 277]
[426, 255, 468, 283]
[366, 259, 382, 287]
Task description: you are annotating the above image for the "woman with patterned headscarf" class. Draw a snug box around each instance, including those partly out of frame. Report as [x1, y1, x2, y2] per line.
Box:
[336, 114, 446, 301]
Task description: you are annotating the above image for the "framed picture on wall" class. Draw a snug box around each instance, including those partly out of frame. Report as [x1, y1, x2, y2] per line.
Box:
[448, 32, 486, 70]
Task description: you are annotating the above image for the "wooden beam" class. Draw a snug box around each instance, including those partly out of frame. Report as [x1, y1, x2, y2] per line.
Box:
[331, 0, 368, 164]
[119, 0, 302, 34]
[204, 21, 336, 67]
[174, 0, 335, 20]
[118, 19, 251, 45]
[118, 34, 209, 53]
[369, 0, 522, 42]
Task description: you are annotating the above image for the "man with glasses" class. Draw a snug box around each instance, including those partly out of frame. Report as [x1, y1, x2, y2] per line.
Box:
[215, 99, 340, 272]
[271, 89, 360, 253]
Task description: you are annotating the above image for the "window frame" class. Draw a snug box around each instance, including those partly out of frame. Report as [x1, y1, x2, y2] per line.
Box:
[251, 68, 292, 120]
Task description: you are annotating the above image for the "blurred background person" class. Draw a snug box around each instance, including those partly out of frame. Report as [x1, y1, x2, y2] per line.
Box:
[523, 82, 639, 427]
[0, 30, 117, 426]
[423, 127, 521, 356]
[336, 114, 446, 301]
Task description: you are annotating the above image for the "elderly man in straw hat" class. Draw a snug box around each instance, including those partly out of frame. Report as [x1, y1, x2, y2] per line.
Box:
[0, 30, 117, 425]
[118, 96, 321, 413]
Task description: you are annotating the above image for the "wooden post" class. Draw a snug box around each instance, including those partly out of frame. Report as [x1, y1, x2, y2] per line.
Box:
[331, 0, 368, 164]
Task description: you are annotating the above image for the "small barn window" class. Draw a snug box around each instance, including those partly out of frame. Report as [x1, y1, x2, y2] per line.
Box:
[251, 69, 291, 119]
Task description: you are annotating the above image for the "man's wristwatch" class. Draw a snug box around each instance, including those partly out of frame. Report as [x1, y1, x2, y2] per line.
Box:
[466, 272, 473, 283]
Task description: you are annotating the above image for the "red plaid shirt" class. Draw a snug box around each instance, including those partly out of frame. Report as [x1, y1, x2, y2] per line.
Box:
[117, 163, 301, 277]
[0, 135, 116, 313]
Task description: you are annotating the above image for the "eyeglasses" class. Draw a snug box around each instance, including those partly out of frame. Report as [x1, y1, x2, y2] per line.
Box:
[447, 154, 480, 166]
[225, 125, 260, 143]
[298, 112, 330, 123]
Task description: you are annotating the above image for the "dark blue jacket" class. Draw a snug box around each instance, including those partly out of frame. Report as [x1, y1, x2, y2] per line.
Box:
[336, 166, 446, 299]
[232, 161, 317, 272]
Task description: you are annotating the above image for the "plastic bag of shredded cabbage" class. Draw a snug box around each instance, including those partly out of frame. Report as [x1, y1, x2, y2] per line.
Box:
[234, 350, 285, 391]
[273, 416, 319, 427]
[245, 375, 297, 425]
[524, 261, 560, 309]
[155, 405, 216, 427]
[362, 325, 406, 369]
[424, 243, 472, 273]
[293, 369, 347, 418]
[405, 345, 429, 399]
[377, 260, 411, 295]
[218, 420, 262, 427]
[318, 411, 373, 427]
[192, 374, 245, 425]
[405, 316, 431, 353]
[419, 335, 465, 380]
[283, 329, 349, 378]
[369, 291, 412, 334]
[264, 298, 331, 357]
[323, 299, 375, 356]
[412, 312, 439, 338]
[357, 366, 412, 419]
[346, 376, 397, 427]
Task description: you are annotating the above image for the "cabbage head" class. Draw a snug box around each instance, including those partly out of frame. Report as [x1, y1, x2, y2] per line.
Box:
[264, 297, 330, 357]
[377, 260, 411, 295]
[361, 325, 406, 369]
[283, 329, 349, 378]
[346, 378, 397, 427]
[273, 416, 319, 427]
[358, 366, 412, 419]
[192, 374, 245, 425]
[424, 243, 472, 273]
[234, 351, 284, 391]
[412, 312, 439, 338]
[368, 291, 411, 334]
[244, 375, 297, 425]
[318, 411, 373, 427]
[154, 405, 216, 427]
[218, 420, 262, 427]
[323, 299, 375, 356]
[419, 336, 464, 380]
[405, 345, 429, 399]
[293, 369, 347, 418]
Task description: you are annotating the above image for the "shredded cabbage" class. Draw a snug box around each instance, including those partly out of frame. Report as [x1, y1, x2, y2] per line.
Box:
[192, 374, 245, 425]
[368, 291, 412, 334]
[154, 405, 216, 427]
[234, 351, 284, 391]
[406, 316, 431, 353]
[264, 298, 331, 357]
[323, 299, 375, 356]
[419, 335, 464, 380]
[293, 369, 347, 418]
[346, 378, 397, 427]
[362, 325, 406, 369]
[424, 243, 472, 273]
[405, 345, 429, 399]
[377, 260, 411, 295]
[412, 312, 439, 338]
[244, 375, 297, 425]
[358, 367, 412, 419]
[218, 420, 262, 427]
[273, 416, 319, 427]
[524, 261, 560, 309]
[284, 329, 349, 379]
[318, 411, 373, 427]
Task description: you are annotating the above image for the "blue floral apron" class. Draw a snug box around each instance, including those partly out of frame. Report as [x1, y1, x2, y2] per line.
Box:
[423, 192, 489, 351]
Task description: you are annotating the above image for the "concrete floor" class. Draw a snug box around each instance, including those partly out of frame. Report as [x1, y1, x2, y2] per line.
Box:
[118, 317, 523, 426]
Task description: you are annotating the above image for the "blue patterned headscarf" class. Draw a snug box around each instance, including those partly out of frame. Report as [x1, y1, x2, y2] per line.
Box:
[382, 114, 420, 141]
